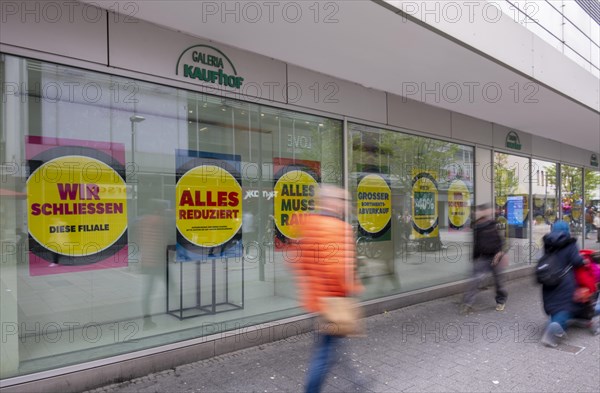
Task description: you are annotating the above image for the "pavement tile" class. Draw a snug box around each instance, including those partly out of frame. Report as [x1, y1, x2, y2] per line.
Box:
[405, 382, 459, 392]
[322, 375, 356, 390]
[364, 381, 396, 392]
[427, 367, 458, 381]
[88, 277, 600, 393]
[382, 377, 416, 392]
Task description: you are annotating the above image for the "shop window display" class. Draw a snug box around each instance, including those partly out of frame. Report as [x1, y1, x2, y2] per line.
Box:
[348, 123, 474, 297]
[493, 153, 530, 265]
[0, 55, 342, 378]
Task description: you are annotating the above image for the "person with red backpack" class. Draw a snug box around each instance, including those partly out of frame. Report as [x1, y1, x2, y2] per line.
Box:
[539, 221, 584, 347]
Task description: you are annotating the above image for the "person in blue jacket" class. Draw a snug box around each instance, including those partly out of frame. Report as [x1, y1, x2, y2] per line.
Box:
[540, 220, 584, 347]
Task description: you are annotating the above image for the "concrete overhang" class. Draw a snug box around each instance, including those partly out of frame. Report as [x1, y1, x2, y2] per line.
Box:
[82, 0, 600, 152]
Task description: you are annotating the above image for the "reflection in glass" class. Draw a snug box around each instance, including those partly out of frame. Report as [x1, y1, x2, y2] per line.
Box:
[561, 164, 583, 249]
[494, 153, 530, 265]
[349, 124, 474, 298]
[583, 169, 600, 249]
[531, 159, 558, 259]
[0, 55, 343, 379]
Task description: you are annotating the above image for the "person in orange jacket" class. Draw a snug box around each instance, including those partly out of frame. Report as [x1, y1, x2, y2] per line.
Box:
[292, 184, 363, 393]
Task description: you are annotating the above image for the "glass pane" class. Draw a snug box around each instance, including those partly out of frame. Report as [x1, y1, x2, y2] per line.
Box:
[584, 168, 600, 250]
[531, 159, 559, 260]
[561, 164, 583, 249]
[494, 153, 530, 266]
[0, 54, 343, 378]
[348, 123, 474, 298]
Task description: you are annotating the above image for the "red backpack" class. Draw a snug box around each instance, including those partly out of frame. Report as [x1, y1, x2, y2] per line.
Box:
[574, 250, 598, 303]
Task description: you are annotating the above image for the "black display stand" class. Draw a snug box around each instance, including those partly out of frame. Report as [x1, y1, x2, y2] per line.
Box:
[166, 245, 244, 320]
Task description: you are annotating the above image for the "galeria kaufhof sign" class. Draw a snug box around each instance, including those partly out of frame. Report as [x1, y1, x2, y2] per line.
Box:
[176, 45, 245, 89]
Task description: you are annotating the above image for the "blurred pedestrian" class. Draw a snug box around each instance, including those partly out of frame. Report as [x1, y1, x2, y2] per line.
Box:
[292, 184, 363, 393]
[584, 205, 595, 239]
[135, 199, 170, 330]
[539, 220, 584, 347]
[461, 203, 507, 314]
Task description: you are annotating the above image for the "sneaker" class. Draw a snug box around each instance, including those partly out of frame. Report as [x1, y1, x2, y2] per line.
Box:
[496, 303, 506, 311]
[541, 323, 558, 347]
[541, 322, 564, 347]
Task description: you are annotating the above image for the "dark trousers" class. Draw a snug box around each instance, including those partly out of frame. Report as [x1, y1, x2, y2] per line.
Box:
[464, 256, 507, 306]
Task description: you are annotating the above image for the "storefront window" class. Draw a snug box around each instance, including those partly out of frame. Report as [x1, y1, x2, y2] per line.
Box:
[560, 165, 583, 249]
[583, 168, 600, 249]
[348, 123, 474, 297]
[531, 159, 558, 259]
[0, 55, 342, 378]
[494, 153, 530, 265]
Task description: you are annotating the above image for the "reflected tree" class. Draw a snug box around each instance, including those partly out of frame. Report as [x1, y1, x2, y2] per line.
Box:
[494, 153, 519, 204]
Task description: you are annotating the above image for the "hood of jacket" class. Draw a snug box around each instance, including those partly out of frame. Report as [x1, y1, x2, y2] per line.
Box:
[543, 231, 575, 251]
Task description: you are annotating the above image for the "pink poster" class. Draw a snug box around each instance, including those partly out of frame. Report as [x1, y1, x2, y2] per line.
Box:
[26, 136, 128, 276]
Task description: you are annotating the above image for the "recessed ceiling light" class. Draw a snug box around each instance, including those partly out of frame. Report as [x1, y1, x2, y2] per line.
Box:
[261, 113, 265, 117]
[189, 110, 193, 113]
[200, 127, 208, 131]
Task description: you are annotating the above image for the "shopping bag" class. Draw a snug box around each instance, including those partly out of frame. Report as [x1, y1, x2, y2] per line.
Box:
[317, 297, 365, 337]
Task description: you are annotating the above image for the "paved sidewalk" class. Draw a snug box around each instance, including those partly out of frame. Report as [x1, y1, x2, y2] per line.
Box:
[88, 277, 600, 393]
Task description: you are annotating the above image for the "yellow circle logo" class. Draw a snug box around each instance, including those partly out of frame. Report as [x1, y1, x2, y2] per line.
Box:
[27, 156, 127, 257]
[176, 165, 242, 247]
[356, 174, 391, 234]
[412, 172, 438, 236]
[448, 180, 470, 228]
[274, 170, 317, 240]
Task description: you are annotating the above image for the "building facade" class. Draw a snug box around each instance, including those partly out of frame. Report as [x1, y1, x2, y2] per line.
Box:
[1, 1, 599, 391]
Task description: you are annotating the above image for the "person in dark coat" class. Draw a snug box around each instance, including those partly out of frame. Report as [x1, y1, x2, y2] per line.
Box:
[540, 220, 584, 347]
[461, 203, 507, 314]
